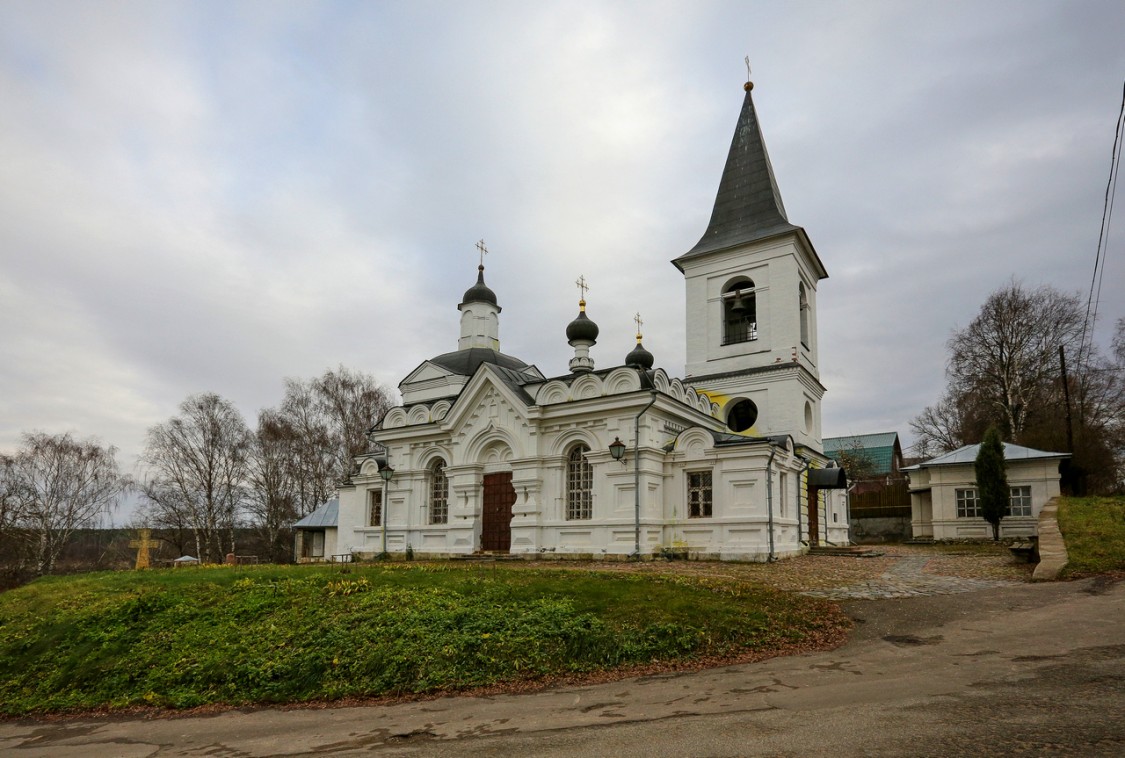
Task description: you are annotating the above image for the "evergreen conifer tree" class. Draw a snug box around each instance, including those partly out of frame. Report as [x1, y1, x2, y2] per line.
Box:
[975, 426, 1009, 540]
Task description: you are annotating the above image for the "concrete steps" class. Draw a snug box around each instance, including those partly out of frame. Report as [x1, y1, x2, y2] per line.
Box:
[808, 545, 885, 558]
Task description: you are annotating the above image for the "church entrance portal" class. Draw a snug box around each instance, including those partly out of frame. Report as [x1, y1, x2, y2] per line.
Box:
[481, 472, 515, 552]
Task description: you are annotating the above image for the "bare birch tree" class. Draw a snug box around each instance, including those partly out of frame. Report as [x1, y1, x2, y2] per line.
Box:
[313, 366, 396, 482]
[246, 409, 298, 561]
[4, 432, 128, 574]
[912, 282, 1124, 492]
[946, 281, 1083, 440]
[141, 393, 251, 562]
[262, 366, 395, 520]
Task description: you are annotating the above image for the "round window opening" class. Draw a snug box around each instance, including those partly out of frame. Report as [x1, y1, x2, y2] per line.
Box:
[726, 399, 758, 432]
[804, 401, 814, 434]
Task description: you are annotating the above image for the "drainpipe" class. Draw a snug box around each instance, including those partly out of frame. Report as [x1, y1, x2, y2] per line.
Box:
[766, 443, 778, 562]
[633, 390, 658, 560]
[796, 455, 811, 546]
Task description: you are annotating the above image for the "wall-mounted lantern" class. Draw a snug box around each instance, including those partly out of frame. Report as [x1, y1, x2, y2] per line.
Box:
[608, 437, 627, 465]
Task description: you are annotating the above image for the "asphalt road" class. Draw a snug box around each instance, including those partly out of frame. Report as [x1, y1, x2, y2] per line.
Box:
[2, 576, 1122, 757]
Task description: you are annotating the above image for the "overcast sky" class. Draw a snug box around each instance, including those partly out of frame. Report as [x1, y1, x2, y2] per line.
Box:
[2, 1, 1123, 517]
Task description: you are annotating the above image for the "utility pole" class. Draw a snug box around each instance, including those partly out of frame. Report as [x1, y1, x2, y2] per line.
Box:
[1059, 345, 1074, 453]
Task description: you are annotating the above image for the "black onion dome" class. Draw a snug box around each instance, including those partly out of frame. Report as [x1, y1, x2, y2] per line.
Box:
[626, 341, 654, 370]
[460, 265, 498, 307]
[566, 310, 599, 343]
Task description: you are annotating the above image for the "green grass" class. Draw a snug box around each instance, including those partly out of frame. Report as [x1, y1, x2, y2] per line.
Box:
[0, 563, 845, 716]
[1058, 496, 1125, 577]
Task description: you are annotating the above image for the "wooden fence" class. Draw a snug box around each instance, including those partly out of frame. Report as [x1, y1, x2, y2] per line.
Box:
[849, 480, 911, 518]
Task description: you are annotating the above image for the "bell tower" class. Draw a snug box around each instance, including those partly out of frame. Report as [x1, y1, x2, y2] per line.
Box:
[674, 77, 829, 449]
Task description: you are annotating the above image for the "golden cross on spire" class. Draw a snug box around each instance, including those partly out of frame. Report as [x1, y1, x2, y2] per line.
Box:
[476, 239, 489, 267]
[575, 275, 589, 302]
[634, 312, 644, 341]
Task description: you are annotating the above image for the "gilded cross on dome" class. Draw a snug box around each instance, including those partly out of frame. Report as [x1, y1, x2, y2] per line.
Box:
[476, 239, 489, 267]
[634, 312, 644, 340]
[575, 275, 589, 302]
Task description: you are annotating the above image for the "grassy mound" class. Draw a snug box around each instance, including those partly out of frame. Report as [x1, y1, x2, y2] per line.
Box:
[0, 563, 846, 715]
[1058, 496, 1125, 577]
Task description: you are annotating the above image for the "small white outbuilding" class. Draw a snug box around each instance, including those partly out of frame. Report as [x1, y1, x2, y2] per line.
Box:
[904, 443, 1069, 540]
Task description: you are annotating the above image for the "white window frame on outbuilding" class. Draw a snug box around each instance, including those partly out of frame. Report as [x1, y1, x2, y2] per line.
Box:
[1007, 486, 1032, 517]
[956, 488, 980, 518]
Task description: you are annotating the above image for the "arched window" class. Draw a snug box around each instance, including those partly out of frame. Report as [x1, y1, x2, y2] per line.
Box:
[722, 279, 757, 345]
[566, 445, 593, 520]
[799, 282, 810, 348]
[429, 459, 448, 524]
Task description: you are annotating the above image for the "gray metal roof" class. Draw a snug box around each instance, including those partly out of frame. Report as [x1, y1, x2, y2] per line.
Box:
[428, 348, 531, 376]
[903, 443, 1069, 471]
[294, 496, 339, 528]
[673, 85, 803, 268]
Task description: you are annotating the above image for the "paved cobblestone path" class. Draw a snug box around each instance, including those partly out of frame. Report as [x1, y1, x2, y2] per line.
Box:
[801, 554, 1018, 599]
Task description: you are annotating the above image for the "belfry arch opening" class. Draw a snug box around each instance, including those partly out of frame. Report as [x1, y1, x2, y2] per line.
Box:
[722, 278, 756, 346]
[799, 282, 810, 348]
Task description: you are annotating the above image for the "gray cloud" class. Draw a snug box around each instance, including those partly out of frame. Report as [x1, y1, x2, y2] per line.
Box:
[2, 1, 1123, 523]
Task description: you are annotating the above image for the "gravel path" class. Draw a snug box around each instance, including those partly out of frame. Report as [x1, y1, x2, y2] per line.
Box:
[518, 544, 1034, 599]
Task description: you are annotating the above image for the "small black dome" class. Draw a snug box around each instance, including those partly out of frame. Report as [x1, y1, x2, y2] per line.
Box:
[626, 341, 654, 370]
[460, 266, 498, 307]
[566, 310, 599, 343]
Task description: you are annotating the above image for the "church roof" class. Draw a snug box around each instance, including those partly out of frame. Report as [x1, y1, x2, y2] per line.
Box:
[429, 348, 531, 376]
[673, 83, 812, 271]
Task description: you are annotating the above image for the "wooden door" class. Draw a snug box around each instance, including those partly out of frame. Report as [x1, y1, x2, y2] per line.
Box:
[481, 472, 515, 552]
[807, 486, 820, 547]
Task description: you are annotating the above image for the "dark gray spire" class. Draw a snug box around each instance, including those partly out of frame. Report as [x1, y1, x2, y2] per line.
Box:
[673, 82, 802, 269]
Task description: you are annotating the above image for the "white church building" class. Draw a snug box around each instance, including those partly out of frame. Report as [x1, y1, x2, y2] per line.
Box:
[296, 78, 849, 562]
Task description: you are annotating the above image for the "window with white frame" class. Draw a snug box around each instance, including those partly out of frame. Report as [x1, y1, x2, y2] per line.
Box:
[1007, 486, 1032, 517]
[566, 445, 593, 520]
[687, 471, 713, 518]
[429, 459, 448, 524]
[956, 488, 980, 518]
[368, 490, 383, 527]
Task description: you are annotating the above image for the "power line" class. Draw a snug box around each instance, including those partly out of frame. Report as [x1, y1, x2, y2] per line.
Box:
[1080, 79, 1125, 369]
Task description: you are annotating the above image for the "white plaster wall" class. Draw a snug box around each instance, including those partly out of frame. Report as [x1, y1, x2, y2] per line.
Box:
[912, 459, 1064, 540]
